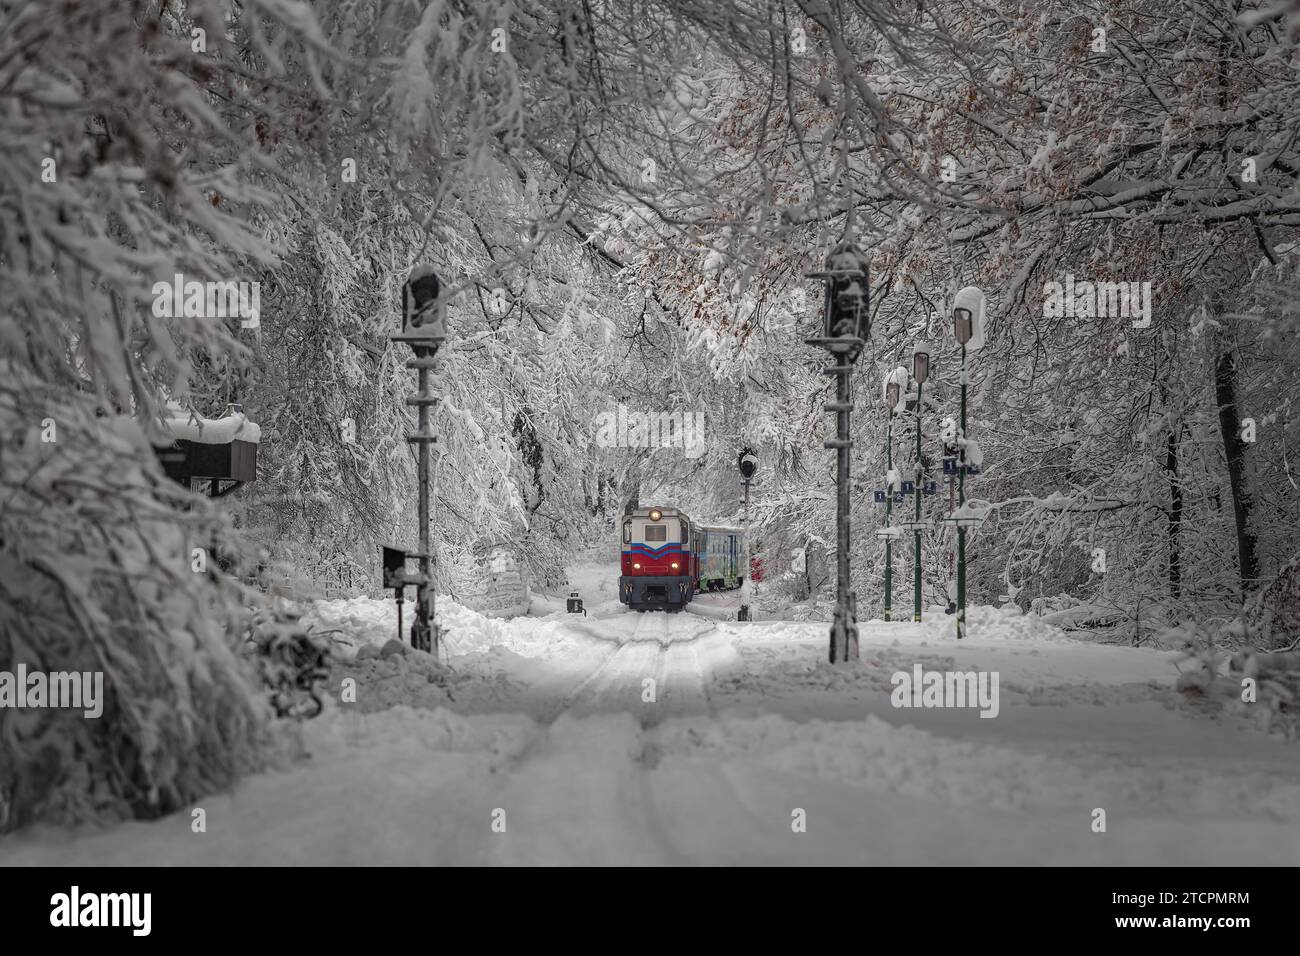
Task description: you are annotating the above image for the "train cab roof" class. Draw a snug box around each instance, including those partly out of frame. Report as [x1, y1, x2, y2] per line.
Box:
[624, 507, 687, 521]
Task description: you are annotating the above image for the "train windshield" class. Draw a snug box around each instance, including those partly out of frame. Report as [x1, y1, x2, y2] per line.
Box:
[628, 516, 682, 543]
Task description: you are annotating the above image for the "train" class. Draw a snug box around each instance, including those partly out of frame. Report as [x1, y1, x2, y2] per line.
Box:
[618, 506, 744, 612]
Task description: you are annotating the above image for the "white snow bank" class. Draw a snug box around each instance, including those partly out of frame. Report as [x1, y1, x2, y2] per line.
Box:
[652, 711, 1300, 820]
[717, 605, 1070, 647]
[301, 596, 584, 661]
[933, 603, 1065, 642]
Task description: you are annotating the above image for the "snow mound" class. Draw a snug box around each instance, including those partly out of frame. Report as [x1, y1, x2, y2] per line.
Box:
[330, 645, 461, 713]
[302, 596, 582, 661]
[932, 604, 1067, 642]
[652, 712, 1300, 822]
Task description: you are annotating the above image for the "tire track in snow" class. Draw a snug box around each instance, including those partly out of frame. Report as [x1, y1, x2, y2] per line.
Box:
[481, 611, 727, 864]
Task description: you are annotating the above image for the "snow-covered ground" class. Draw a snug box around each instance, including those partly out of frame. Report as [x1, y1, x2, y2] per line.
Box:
[5, 567, 1299, 866]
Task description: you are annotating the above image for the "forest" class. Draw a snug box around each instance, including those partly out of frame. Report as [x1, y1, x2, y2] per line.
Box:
[2, 0, 1299, 833]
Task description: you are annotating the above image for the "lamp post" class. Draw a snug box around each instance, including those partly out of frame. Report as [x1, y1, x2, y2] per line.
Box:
[805, 240, 871, 664]
[951, 286, 986, 640]
[911, 344, 930, 622]
[393, 265, 449, 653]
[738, 447, 757, 622]
[883, 380, 899, 622]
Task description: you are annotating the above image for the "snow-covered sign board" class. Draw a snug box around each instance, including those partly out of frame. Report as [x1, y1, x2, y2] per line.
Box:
[461, 547, 530, 619]
[155, 401, 260, 484]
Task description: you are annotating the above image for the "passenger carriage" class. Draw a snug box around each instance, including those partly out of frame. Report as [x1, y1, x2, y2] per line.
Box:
[619, 506, 743, 611]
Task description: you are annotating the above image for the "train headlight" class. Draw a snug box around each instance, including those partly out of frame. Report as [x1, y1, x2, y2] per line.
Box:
[671, 561, 679, 569]
[649, 509, 662, 521]
[633, 562, 641, 570]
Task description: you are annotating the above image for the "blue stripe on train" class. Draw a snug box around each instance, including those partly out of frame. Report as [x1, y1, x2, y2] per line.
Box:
[627, 542, 683, 557]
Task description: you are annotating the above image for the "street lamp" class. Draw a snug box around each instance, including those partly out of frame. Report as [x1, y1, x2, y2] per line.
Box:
[391, 264, 449, 653]
[910, 343, 931, 623]
[805, 240, 871, 664]
[950, 286, 986, 639]
[882, 377, 901, 622]
[737, 447, 757, 622]
[912, 344, 931, 385]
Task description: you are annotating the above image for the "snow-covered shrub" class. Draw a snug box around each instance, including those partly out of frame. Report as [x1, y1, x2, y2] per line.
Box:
[1172, 623, 1299, 739]
[0, 0, 336, 830]
[0, 406, 270, 831]
[1249, 556, 1300, 650]
[244, 606, 332, 719]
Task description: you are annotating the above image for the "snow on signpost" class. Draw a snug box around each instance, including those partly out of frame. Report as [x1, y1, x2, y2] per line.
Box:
[155, 400, 260, 492]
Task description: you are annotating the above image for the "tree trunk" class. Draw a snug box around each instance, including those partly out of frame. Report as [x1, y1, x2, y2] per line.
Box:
[1166, 423, 1182, 601]
[1214, 347, 1259, 600]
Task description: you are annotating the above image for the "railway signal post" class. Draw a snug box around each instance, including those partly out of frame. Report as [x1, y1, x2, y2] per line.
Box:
[950, 286, 986, 640]
[738, 447, 757, 621]
[806, 241, 871, 664]
[394, 265, 448, 654]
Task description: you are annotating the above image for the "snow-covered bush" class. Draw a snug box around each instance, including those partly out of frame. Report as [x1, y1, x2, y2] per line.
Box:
[1173, 623, 1299, 739]
[1249, 556, 1300, 650]
[244, 606, 333, 719]
[0, 406, 270, 830]
[0, 0, 334, 829]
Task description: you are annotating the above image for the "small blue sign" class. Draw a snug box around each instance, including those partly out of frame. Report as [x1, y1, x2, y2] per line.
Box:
[966, 463, 982, 476]
[901, 480, 915, 494]
[942, 457, 958, 475]
[873, 490, 886, 504]
[923, 480, 938, 496]
[893, 491, 906, 504]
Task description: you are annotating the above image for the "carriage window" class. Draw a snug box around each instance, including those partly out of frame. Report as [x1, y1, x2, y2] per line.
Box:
[644, 524, 667, 542]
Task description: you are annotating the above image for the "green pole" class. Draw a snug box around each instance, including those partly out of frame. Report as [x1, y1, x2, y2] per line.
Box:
[957, 344, 967, 640]
[884, 411, 893, 622]
[914, 380, 923, 623]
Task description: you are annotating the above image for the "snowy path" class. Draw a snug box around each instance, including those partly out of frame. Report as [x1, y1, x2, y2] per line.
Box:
[5, 595, 1300, 866]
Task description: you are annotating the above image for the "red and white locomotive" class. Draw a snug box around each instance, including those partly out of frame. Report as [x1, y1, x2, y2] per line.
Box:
[619, 507, 744, 612]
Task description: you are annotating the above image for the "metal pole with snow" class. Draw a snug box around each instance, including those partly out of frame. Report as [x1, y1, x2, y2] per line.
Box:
[950, 287, 986, 640]
[395, 265, 448, 654]
[806, 241, 871, 664]
[911, 344, 931, 622]
[883, 380, 897, 621]
[737, 447, 757, 621]
[879, 366, 908, 621]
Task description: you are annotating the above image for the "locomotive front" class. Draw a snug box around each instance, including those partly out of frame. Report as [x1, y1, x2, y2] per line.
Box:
[619, 507, 695, 611]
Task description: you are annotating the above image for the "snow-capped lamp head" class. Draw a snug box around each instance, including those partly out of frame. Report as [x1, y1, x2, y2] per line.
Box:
[738, 447, 758, 480]
[883, 365, 908, 412]
[399, 264, 446, 357]
[912, 342, 931, 385]
[952, 286, 987, 351]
